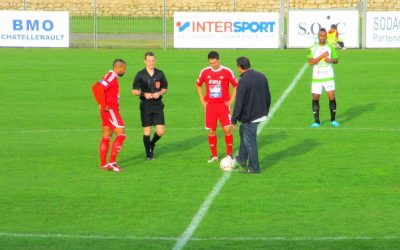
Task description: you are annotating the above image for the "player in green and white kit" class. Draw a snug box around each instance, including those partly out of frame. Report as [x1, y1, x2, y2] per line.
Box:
[307, 28, 340, 128]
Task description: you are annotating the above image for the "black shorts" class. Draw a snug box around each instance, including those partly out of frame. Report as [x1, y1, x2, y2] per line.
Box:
[140, 101, 165, 127]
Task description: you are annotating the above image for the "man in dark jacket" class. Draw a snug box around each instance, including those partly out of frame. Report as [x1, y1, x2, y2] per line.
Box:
[231, 57, 271, 173]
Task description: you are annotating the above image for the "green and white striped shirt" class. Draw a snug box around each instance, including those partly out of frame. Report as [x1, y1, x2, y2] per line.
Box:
[307, 43, 338, 83]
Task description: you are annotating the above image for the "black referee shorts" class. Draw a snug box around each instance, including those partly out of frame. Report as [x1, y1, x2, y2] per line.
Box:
[140, 101, 165, 127]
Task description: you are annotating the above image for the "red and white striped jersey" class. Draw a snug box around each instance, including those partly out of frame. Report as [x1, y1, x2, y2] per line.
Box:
[196, 66, 237, 104]
[99, 70, 120, 110]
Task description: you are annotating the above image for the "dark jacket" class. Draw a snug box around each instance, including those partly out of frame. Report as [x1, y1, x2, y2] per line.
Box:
[231, 69, 271, 124]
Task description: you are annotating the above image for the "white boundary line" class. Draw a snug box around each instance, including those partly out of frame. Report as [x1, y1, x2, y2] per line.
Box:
[5, 126, 399, 134]
[172, 63, 309, 250]
[0, 232, 398, 242]
[265, 127, 400, 132]
[172, 171, 232, 250]
[191, 236, 400, 241]
[16, 127, 203, 133]
[257, 63, 309, 134]
[0, 232, 177, 241]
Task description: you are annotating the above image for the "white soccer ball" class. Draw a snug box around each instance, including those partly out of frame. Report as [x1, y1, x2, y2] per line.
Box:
[220, 157, 234, 171]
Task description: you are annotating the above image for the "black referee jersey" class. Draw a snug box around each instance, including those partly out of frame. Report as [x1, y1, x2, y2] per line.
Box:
[132, 68, 168, 103]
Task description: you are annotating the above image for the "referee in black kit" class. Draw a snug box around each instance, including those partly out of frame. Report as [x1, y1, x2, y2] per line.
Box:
[132, 52, 168, 160]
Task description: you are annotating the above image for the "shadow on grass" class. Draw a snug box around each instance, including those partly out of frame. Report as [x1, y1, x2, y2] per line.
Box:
[118, 151, 145, 168]
[260, 138, 321, 170]
[258, 131, 288, 151]
[321, 102, 376, 125]
[119, 134, 205, 168]
[156, 134, 204, 157]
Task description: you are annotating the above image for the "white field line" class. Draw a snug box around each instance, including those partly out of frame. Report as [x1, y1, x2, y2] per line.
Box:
[7, 127, 399, 134]
[257, 63, 309, 134]
[191, 236, 400, 241]
[172, 63, 309, 250]
[0, 232, 398, 242]
[2, 60, 400, 66]
[16, 127, 203, 133]
[172, 171, 232, 250]
[265, 127, 400, 132]
[0, 232, 177, 241]
[0, 61, 315, 66]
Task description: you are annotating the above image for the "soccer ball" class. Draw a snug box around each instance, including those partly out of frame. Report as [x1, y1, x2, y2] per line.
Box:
[220, 156, 234, 171]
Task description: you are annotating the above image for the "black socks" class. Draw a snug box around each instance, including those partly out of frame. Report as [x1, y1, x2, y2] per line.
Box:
[329, 99, 337, 122]
[143, 135, 151, 157]
[144, 133, 162, 158]
[151, 133, 161, 147]
[312, 99, 337, 123]
[312, 100, 320, 124]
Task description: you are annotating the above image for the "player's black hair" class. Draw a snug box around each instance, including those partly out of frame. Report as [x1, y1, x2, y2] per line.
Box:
[236, 56, 251, 70]
[331, 24, 337, 29]
[319, 28, 327, 33]
[113, 59, 126, 67]
[144, 51, 155, 59]
[208, 51, 219, 60]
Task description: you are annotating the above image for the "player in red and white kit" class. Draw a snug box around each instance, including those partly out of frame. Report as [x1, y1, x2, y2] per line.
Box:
[196, 51, 238, 163]
[92, 59, 127, 172]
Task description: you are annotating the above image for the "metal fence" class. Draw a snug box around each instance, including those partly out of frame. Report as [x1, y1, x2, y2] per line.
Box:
[1, 0, 398, 48]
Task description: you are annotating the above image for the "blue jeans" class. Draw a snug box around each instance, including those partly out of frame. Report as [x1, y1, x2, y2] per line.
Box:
[237, 122, 260, 172]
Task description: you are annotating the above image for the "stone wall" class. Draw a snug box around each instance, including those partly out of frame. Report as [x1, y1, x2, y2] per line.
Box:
[2, 0, 399, 16]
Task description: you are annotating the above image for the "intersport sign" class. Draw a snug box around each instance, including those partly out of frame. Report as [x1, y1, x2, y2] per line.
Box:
[288, 10, 359, 48]
[174, 12, 280, 48]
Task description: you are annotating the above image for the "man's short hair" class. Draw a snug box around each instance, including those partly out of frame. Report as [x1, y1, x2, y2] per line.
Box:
[113, 59, 126, 67]
[319, 28, 327, 33]
[236, 56, 251, 70]
[144, 51, 155, 59]
[331, 24, 337, 29]
[208, 51, 219, 60]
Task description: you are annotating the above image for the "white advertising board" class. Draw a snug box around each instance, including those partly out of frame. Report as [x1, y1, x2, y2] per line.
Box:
[288, 10, 359, 48]
[366, 11, 400, 48]
[0, 11, 69, 47]
[174, 12, 280, 48]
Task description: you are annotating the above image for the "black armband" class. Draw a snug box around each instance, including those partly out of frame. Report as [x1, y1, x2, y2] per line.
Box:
[140, 92, 145, 97]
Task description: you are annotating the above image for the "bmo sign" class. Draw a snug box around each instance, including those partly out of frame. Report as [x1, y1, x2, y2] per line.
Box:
[288, 10, 359, 48]
[174, 12, 280, 48]
[13, 19, 55, 32]
[0, 11, 69, 47]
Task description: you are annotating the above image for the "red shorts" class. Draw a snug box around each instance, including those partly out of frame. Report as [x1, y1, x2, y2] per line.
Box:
[100, 109, 125, 129]
[205, 103, 231, 130]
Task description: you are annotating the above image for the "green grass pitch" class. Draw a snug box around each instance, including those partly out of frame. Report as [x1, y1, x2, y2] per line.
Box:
[0, 48, 399, 249]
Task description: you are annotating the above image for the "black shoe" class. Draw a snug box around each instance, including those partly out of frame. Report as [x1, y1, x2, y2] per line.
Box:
[149, 143, 155, 159]
[146, 153, 155, 161]
[234, 156, 248, 170]
[239, 169, 261, 174]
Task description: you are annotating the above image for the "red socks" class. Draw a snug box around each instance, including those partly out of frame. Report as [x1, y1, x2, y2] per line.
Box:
[225, 134, 233, 156]
[208, 134, 234, 157]
[100, 137, 111, 166]
[208, 135, 217, 157]
[110, 134, 126, 163]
